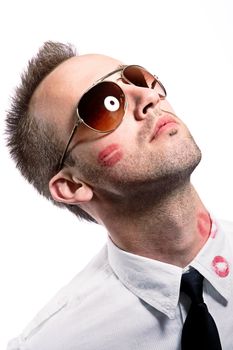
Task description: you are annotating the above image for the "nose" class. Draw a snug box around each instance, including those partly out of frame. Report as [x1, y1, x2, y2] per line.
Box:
[123, 84, 162, 120]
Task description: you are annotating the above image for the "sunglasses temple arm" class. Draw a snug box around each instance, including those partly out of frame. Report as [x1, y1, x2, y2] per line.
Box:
[57, 123, 79, 172]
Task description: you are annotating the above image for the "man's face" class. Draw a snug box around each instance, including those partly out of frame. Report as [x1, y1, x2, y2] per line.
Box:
[34, 54, 201, 197]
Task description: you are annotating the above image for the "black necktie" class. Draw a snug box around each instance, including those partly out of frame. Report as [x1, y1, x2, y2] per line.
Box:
[180, 269, 222, 350]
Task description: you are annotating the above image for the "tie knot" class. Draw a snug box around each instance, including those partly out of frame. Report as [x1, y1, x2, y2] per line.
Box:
[181, 269, 204, 304]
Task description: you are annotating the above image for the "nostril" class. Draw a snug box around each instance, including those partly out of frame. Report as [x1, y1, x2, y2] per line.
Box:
[143, 102, 153, 114]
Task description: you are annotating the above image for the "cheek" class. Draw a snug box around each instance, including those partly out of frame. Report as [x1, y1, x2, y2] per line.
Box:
[97, 143, 123, 167]
[161, 100, 176, 115]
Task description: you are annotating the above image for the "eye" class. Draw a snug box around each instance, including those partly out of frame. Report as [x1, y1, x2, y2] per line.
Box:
[104, 96, 120, 112]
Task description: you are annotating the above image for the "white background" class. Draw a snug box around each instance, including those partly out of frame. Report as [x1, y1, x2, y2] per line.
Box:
[0, 0, 233, 348]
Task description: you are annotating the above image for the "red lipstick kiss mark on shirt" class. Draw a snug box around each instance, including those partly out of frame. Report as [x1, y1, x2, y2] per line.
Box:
[210, 220, 218, 239]
[197, 212, 211, 238]
[212, 256, 229, 277]
[98, 144, 123, 167]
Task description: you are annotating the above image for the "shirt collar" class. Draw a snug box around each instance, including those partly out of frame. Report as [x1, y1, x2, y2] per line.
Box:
[191, 218, 233, 301]
[107, 238, 182, 319]
[107, 218, 233, 319]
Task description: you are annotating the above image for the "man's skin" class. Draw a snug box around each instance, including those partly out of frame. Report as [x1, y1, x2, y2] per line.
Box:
[30, 54, 211, 268]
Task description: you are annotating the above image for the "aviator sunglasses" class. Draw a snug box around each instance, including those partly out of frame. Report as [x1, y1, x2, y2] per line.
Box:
[57, 64, 167, 171]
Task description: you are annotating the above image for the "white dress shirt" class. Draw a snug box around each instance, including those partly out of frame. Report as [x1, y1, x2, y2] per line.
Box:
[7, 219, 233, 350]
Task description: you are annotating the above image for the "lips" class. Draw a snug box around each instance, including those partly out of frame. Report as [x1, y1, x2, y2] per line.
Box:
[151, 115, 178, 141]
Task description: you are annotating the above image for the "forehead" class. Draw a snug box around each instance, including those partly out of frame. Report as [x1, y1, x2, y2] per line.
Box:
[31, 54, 123, 135]
[51, 54, 123, 90]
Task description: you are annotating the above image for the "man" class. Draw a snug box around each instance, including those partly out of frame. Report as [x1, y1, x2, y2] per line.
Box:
[6, 41, 233, 349]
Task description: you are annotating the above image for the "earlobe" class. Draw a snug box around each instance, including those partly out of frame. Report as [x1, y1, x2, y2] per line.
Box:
[49, 172, 93, 204]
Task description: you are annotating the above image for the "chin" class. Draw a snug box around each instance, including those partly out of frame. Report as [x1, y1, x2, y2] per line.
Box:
[171, 138, 202, 179]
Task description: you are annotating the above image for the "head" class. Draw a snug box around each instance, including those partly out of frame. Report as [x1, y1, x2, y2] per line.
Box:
[6, 41, 201, 224]
[5, 41, 94, 222]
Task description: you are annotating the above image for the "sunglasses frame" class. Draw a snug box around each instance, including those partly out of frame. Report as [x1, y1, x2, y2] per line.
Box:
[57, 65, 167, 171]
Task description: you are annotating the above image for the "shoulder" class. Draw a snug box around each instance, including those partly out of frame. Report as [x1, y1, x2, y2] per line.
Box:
[7, 244, 114, 350]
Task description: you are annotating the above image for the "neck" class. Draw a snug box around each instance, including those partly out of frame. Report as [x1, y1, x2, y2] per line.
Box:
[93, 181, 211, 268]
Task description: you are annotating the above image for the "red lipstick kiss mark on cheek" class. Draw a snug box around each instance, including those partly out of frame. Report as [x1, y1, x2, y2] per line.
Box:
[98, 144, 123, 167]
[212, 256, 230, 277]
[197, 212, 211, 238]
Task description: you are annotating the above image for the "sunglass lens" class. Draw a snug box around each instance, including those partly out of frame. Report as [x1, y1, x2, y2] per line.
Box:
[123, 65, 166, 97]
[78, 82, 125, 132]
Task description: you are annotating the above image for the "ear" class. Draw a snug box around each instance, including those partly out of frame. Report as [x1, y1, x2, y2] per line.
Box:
[49, 171, 93, 205]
